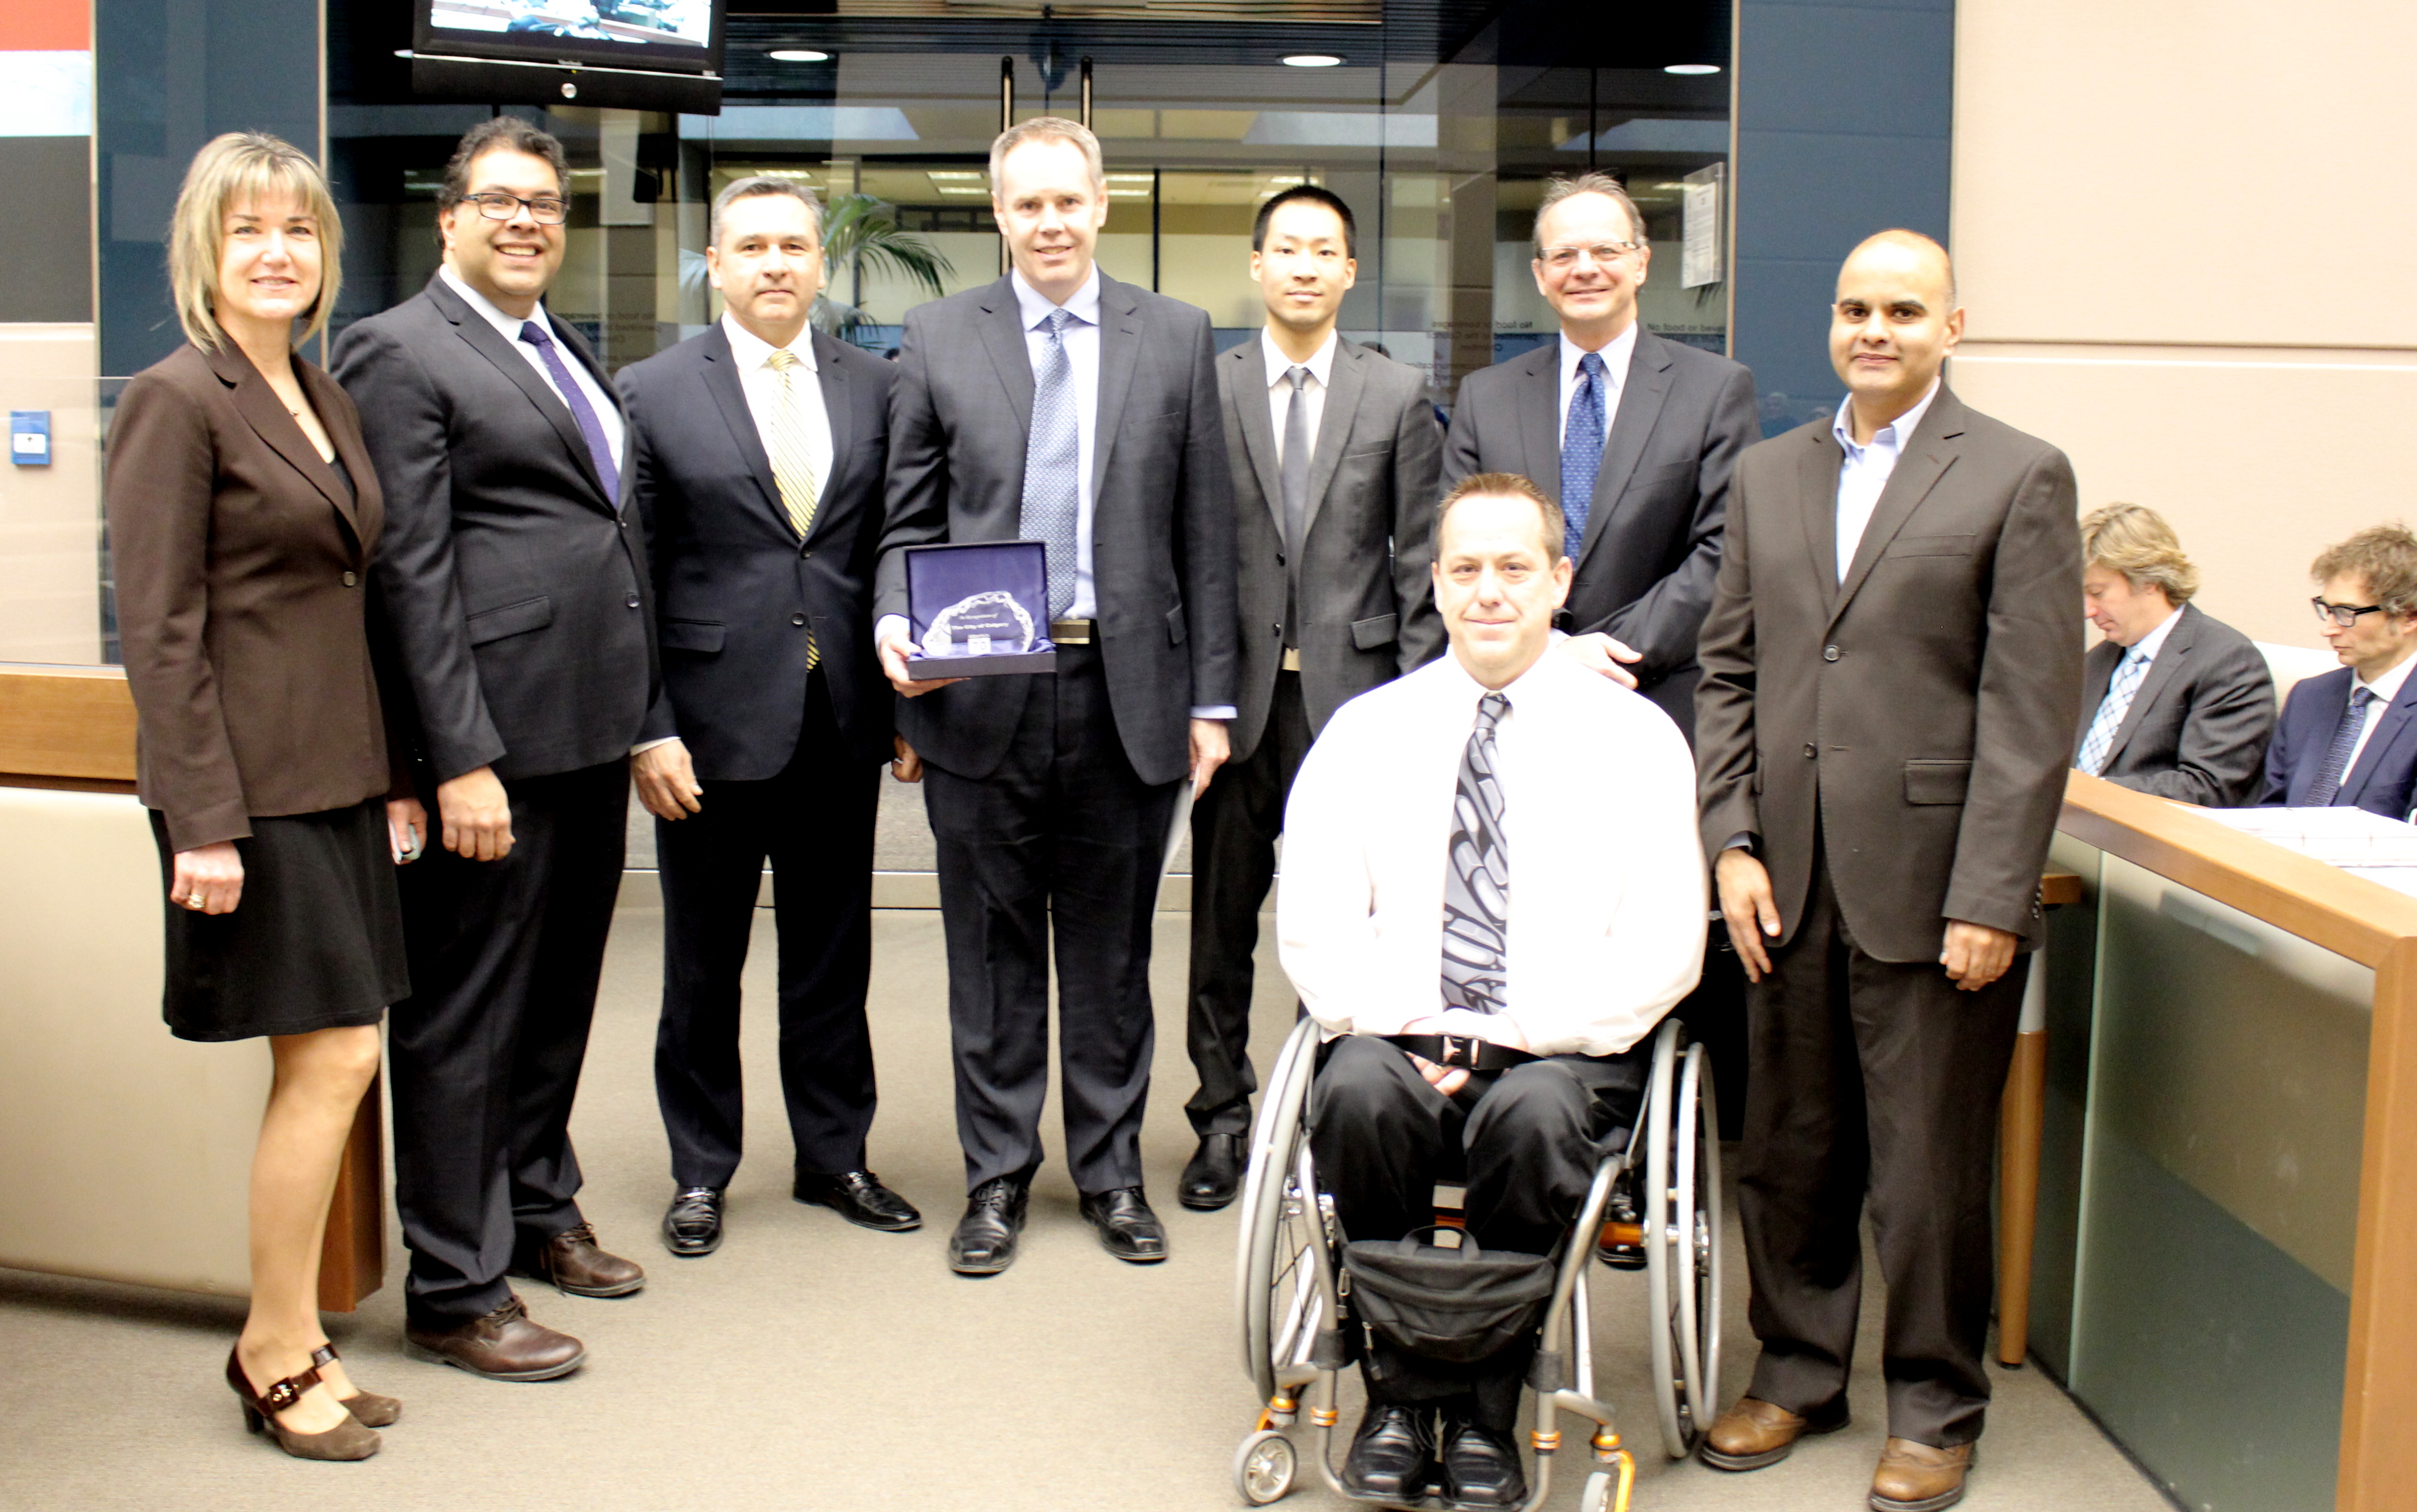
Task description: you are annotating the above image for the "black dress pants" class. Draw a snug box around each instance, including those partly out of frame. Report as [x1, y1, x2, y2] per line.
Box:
[921, 644, 1182, 1194]
[1184, 670, 1314, 1138]
[389, 760, 628, 1326]
[653, 673, 881, 1189]
[1310, 1035, 1649, 1428]
[1737, 838, 2026, 1447]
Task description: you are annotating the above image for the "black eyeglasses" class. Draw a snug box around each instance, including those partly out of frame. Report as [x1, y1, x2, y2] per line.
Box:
[461, 192, 569, 226]
[2313, 596, 2387, 627]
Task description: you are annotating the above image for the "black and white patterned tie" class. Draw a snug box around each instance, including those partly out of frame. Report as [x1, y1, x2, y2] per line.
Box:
[1441, 691, 1511, 1015]
[1020, 308, 1081, 617]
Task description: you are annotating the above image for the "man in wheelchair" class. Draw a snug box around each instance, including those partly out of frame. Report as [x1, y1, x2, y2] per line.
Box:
[1277, 472, 1708, 1507]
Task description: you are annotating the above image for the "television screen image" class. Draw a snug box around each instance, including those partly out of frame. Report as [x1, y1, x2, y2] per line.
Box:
[429, 0, 714, 49]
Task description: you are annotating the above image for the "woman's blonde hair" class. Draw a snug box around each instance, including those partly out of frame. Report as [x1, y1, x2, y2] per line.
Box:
[168, 132, 343, 353]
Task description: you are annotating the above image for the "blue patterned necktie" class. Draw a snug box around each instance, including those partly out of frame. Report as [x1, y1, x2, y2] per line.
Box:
[1557, 351, 1607, 563]
[1020, 308, 1081, 617]
[2075, 647, 2149, 776]
[2306, 685, 2378, 806]
[518, 320, 618, 501]
[1441, 691, 1512, 1015]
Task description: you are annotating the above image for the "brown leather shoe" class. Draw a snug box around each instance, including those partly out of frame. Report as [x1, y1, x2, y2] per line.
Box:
[1870, 1438, 1974, 1511]
[1699, 1396, 1849, 1471]
[403, 1295, 586, 1381]
[515, 1221, 645, 1297]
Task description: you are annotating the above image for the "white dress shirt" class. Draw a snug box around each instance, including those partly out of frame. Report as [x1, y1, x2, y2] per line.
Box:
[1556, 321, 1639, 450]
[1263, 326, 1338, 465]
[1830, 378, 1940, 581]
[438, 263, 624, 473]
[1010, 266, 1104, 622]
[720, 312, 834, 507]
[1277, 646, 1707, 1057]
[2342, 650, 2417, 777]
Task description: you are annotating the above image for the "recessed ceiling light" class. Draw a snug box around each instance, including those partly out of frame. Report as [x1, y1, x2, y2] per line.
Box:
[1664, 63, 1720, 75]
[926, 170, 985, 181]
[768, 49, 831, 63]
[1282, 54, 1342, 67]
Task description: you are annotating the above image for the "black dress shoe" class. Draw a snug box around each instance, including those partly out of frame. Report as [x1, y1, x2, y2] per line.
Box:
[662, 1187, 724, 1257]
[1179, 1133, 1245, 1211]
[948, 1177, 1029, 1275]
[1341, 1404, 1437, 1501]
[1078, 1186, 1168, 1263]
[795, 1170, 922, 1232]
[1437, 1412, 1527, 1509]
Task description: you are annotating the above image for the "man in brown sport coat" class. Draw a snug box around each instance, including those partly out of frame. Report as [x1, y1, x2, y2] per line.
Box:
[1694, 231, 2081, 1512]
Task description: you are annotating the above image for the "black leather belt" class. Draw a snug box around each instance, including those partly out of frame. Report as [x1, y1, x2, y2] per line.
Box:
[1381, 1034, 1540, 1072]
[1050, 618, 1094, 645]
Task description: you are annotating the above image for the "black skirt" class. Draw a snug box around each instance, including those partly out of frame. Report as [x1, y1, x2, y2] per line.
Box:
[149, 799, 411, 1042]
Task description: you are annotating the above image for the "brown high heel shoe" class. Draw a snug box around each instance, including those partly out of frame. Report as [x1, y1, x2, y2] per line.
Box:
[312, 1343, 401, 1427]
[224, 1345, 381, 1461]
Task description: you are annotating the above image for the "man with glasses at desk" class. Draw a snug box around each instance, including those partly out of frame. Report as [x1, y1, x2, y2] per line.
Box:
[2262, 525, 2417, 818]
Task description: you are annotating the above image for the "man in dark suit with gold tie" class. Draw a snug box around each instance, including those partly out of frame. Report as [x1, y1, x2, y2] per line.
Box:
[1175, 185, 1444, 1210]
[619, 176, 917, 1259]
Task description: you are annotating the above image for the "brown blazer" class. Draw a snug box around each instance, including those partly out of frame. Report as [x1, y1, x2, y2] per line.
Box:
[1694, 384, 2082, 963]
[110, 342, 395, 852]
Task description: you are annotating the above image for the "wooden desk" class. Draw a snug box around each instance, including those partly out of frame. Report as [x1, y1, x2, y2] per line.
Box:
[0, 664, 383, 1310]
[2057, 772, 2417, 1512]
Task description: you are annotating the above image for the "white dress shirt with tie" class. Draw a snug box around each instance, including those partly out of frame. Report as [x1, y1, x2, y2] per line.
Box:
[2076, 605, 2184, 775]
[1263, 326, 1337, 464]
[1277, 645, 1706, 1057]
[1830, 378, 1940, 579]
[721, 311, 834, 498]
[1557, 322, 1638, 449]
[438, 263, 625, 472]
[2340, 650, 2417, 779]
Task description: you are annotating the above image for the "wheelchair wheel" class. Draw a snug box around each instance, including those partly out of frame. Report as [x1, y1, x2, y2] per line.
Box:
[1644, 1023, 1723, 1457]
[1233, 1428, 1299, 1505]
[1237, 1017, 1328, 1407]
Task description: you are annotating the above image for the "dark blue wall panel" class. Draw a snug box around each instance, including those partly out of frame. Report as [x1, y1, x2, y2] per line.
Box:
[1732, 0, 1954, 435]
[96, 0, 320, 379]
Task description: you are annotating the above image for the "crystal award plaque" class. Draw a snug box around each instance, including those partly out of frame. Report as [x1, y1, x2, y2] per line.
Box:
[902, 540, 1058, 677]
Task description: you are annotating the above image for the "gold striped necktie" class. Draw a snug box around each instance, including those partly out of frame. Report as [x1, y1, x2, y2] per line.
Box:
[765, 347, 820, 668]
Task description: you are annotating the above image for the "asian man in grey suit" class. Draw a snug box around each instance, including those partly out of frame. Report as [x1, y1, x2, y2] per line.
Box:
[874, 118, 1239, 1276]
[333, 118, 653, 1380]
[2074, 502, 2274, 806]
[1177, 185, 1444, 1211]
[1441, 171, 1757, 741]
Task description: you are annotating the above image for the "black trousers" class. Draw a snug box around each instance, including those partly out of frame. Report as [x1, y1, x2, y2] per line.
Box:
[653, 673, 881, 1189]
[1311, 1035, 1649, 1429]
[389, 760, 628, 1326]
[1184, 670, 1314, 1138]
[1737, 838, 2026, 1447]
[922, 644, 1182, 1193]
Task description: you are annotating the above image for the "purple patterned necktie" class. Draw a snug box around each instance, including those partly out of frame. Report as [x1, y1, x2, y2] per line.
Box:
[518, 319, 620, 502]
[2306, 685, 2377, 806]
[1441, 691, 1512, 1015]
[1558, 351, 1606, 563]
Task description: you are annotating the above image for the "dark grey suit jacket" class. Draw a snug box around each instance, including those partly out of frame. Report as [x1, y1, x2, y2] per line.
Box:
[2075, 602, 2274, 807]
[1218, 335, 1443, 758]
[1442, 325, 1758, 739]
[621, 324, 897, 776]
[1697, 384, 2082, 963]
[332, 275, 655, 786]
[877, 272, 1239, 787]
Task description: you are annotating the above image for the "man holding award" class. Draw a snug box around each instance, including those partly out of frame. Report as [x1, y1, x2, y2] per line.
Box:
[875, 117, 1240, 1276]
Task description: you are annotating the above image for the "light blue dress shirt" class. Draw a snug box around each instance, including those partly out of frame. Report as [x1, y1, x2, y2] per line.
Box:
[1829, 378, 1940, 581]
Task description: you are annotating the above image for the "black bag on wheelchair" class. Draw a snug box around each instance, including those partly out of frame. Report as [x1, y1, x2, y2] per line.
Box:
[1340, 1228, 1555, 1365]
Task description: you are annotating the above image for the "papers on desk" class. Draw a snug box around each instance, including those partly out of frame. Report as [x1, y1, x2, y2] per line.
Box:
[2197, 806, 2417, 894]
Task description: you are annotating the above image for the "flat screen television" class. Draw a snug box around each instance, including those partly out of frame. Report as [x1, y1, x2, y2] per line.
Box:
[409, 0, 725, 111]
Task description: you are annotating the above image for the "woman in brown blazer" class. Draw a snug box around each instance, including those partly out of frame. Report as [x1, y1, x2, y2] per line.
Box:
[109, 132, 421, 1462]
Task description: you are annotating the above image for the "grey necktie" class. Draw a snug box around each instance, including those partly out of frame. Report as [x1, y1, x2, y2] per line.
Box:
[1280, 366, 1312, 554]
[2307, 685, 2378, 806]
[1020, 308, 1081, 617]
[1441, 691, 1512, 1016]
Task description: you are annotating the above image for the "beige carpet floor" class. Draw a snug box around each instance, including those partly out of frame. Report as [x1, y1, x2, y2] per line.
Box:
[0, 903, 2173, 1511]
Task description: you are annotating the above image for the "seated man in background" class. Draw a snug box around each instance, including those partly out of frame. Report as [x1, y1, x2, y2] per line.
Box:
[2263, 524, 2417, 817]
[1278, 472, 1706, 1508]
[2074, 502, 2274, 806]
